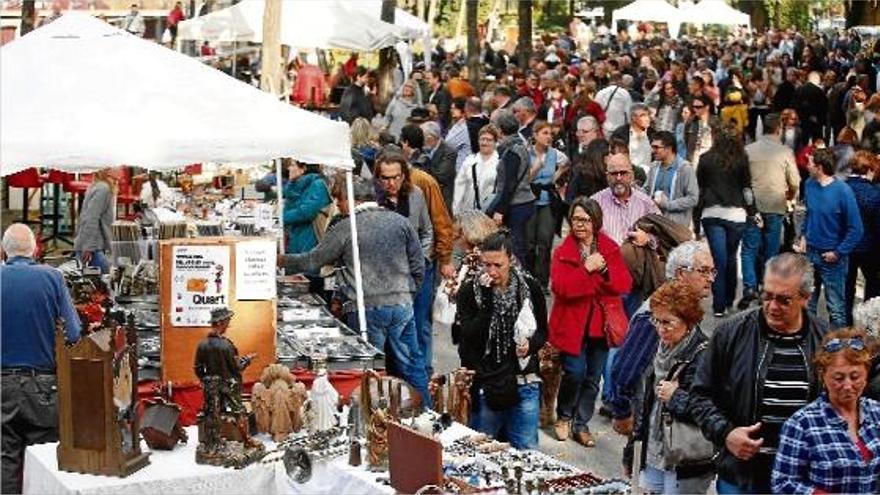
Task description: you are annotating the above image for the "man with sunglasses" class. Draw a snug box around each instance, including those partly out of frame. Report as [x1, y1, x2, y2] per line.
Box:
[690, 253, 829, 494]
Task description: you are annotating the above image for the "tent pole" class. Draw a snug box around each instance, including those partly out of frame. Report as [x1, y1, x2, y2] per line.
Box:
[232, 40, 237, 77]
[345, 170, 367, 340]
[276, 158, 284, 253]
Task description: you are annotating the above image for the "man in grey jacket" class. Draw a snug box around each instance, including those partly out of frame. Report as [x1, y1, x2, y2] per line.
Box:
[645, 131, 699, 229]
[738, 113, 800, 309]
[280, 177, 430, 407]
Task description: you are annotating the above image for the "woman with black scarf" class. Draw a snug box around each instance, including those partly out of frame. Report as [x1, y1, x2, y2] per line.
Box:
[456, 230, 547, 450]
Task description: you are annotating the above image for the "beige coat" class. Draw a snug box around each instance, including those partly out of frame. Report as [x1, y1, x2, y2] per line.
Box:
[745, 135, 800, 214]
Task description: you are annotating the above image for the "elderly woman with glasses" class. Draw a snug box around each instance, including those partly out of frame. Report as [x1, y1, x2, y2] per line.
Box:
[772, 328, 880, 494]
[638, 279, 715, 494]
[549, 197, 632, 447]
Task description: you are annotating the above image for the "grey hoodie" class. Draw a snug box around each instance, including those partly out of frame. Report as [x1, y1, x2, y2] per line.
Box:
[383, 86, 423, 140]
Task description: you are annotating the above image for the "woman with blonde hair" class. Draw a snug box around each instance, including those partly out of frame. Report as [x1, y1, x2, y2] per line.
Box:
[74, 167, 120, 273]
[350, 117, 379, 178]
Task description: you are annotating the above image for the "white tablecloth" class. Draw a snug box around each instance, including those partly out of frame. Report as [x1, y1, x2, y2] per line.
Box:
[23, 423, 476, 495]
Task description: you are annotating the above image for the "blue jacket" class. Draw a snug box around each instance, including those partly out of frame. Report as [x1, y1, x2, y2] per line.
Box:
[282, 173, 331, 255]
[845, 176, 880, 254]
[1, 257, 80, 369]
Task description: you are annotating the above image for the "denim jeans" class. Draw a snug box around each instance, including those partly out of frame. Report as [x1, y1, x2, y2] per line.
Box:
[364, 304, 432, 408]
[601, 347, 619, 405]
[471, 382, 540, 450]
[640, 465, 714, 495]
[702, 218, 746, 313]
[412, 262, 436, 377]
[75, 249, 110, 274]
[506, 202, 536, 267]
[716, 477, 771, 495]
[808, 249, 849, 329]
[740, 213, 784, 291]
[556, 337, 608, 433]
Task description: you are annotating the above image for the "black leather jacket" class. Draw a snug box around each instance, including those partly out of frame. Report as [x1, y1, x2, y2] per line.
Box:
[689, 307, 828, 490]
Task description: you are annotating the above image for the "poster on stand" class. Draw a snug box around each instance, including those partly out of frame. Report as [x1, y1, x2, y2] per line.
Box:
[235, 240, 277, 300]
[170, 245, 231, 327]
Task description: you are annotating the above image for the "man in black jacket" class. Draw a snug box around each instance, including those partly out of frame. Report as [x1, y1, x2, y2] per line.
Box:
[793, 71, 829, 144]
[689, 253, 829, 494]
[426, 68, 452, 130]
[339, 66, 374, 124]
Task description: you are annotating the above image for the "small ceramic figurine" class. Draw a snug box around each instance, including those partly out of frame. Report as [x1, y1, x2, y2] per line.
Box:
[306, 365, 338, 433]
[252, 364, 308, 441]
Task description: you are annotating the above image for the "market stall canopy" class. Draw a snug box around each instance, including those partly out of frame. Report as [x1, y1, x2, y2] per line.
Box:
[346, 0, 432, 39]
[176, 0, 412, 51]
[0, 12, 354, 176]
[611, 0, 681, 38]
[678, 0, 751, 29]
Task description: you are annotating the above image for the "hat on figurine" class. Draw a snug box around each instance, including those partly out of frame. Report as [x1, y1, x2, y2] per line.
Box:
[209, 307, 235, 324]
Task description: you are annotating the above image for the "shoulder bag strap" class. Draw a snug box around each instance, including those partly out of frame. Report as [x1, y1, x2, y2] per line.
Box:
[603, 85, 620, 114]
[472, 160, 481, 210]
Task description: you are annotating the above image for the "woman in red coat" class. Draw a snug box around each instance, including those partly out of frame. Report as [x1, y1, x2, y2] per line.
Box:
[549, 197, 631, 447]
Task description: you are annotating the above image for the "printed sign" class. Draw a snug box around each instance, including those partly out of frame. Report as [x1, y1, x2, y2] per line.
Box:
[171, 245, 231, 327]
[235, 240, 277, 300]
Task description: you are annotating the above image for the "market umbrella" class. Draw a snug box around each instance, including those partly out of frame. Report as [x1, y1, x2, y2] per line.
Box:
[0, 12, 354, 176]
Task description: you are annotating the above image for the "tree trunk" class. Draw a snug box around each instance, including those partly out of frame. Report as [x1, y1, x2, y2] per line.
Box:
[455, 0, 467, 46]
[846, 0, 880, 28]
[467, 0, 480, 89]
[418, 0, 426, 21]
[377, 0, 397, 109]
[20, 0, 35, 37]
[427, 0, 439, 30]
[260, 0, 282, 95]
[517, 0, 533, 70]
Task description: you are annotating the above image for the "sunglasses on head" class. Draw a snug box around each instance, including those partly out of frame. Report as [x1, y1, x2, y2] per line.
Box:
[823, 337, 866, 353]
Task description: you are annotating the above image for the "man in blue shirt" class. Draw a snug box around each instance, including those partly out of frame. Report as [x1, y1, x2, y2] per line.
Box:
[796, 149, 864, 328]
[1, 223, 80, 494]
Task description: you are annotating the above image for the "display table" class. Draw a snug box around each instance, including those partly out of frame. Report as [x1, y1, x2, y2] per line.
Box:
[23, 423, 475, 495]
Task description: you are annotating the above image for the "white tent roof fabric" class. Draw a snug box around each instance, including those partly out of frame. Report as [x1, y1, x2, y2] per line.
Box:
[678, 0, 751, 28]
[611, 0, 681, 38]
[176, 0, 413, 51]
[0, 12, 353, 176]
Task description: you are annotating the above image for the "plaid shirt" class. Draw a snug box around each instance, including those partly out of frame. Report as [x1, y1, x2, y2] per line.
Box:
[772, 393, 880, 494]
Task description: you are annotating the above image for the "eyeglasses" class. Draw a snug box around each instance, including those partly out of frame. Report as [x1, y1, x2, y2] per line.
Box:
[692, 104, 706, 109]
[570, 216, 592, 226]
[378, 174, 402, 182]
[651, 316, 683, 330]
[651, 144, 667, 150]
[761, 291, 799, 307]
[683, 266, 717, 277]
[607, 170, 632, 177]
[823, 337, 866, 353]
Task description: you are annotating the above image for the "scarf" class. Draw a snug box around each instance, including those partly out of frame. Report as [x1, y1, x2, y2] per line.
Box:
[474, 264, 531, 365]
[646, 326, 704, 468]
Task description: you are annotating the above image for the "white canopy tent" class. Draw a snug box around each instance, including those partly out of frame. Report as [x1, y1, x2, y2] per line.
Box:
[0, 13, 370, 338]
[176, 0, 412, 51]
[611, 0, 681, 38]
[0, 12, 353, 175]
[678, 0, 751, 30]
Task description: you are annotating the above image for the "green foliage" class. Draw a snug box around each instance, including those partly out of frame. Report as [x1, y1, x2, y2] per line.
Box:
[764, 0, 813, 31]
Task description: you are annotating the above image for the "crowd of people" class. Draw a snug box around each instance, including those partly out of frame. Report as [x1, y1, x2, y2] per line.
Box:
[4, 13, 880, 495]
[279, 20, 880, 494]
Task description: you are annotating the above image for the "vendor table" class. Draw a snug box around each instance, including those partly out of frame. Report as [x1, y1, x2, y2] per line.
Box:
[23, 424, 476, 495]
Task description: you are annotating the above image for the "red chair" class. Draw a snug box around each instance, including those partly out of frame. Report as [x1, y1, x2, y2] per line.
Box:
[6, 168, 43, 226]
[183, 163, 202, 175]
[63, 173, 92, 230]
[116, 167, 139, 219]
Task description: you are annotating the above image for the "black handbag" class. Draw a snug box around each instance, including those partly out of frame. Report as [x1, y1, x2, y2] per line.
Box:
[482, 374, 519, 411]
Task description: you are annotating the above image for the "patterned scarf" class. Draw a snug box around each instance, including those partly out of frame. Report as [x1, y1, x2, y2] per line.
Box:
[473, 264, 531, 364]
